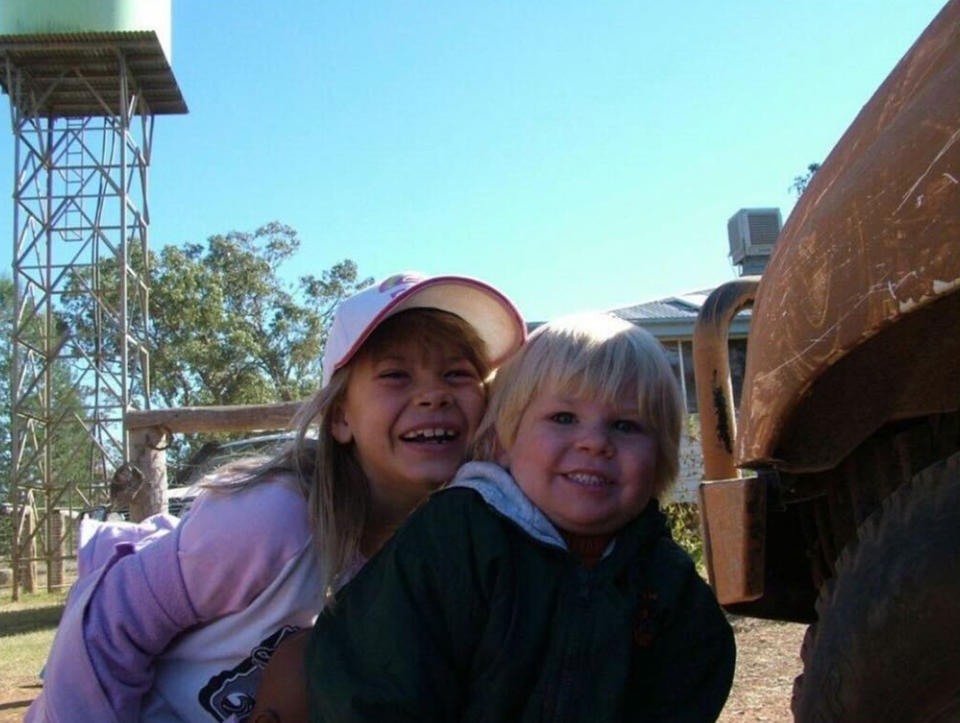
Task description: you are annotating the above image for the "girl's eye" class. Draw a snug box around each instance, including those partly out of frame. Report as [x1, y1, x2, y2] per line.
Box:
[378, 370, 409, 380]
[446, 366, 479, 381]
[613, 419, 643, 433]
[550, 412, 576, 425]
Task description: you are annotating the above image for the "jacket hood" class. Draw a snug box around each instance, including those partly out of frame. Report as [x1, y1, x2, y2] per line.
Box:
[450, 461, 571, 550]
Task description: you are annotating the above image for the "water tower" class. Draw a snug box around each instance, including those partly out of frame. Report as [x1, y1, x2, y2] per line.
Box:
[0, 0, 186, 599]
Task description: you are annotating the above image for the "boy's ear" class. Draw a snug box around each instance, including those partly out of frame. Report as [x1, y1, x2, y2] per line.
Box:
[330, 404, 353, 444]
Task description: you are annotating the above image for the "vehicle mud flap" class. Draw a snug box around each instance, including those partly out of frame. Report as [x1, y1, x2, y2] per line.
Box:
[698, 475, 766, 604]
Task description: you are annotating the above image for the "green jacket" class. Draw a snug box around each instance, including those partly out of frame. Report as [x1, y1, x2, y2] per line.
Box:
[308, 462, 735, 722]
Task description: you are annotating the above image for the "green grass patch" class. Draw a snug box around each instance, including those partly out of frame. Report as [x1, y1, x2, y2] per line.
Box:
[0, 590, 65, 716]
[2, 627, 54, 680]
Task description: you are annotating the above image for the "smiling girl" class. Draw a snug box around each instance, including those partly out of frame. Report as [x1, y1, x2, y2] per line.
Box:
[28, 272, 525, 723]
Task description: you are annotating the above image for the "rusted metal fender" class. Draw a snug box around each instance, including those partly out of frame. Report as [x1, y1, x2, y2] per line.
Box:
[738, 0, 960, 471]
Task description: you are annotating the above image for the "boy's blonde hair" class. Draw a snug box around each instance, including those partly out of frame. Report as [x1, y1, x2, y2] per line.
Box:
[473, 313, 684, 496]
[211, 308, 490, 597]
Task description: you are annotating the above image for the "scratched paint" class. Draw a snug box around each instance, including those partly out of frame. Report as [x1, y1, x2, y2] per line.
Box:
[732, 0, 960, 467]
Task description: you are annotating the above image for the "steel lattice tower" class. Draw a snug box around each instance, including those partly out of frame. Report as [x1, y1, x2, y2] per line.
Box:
[0, 31, 185, 599]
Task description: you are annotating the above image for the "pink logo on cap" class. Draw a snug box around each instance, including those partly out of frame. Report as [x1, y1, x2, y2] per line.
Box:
[378, 273, 424, 296]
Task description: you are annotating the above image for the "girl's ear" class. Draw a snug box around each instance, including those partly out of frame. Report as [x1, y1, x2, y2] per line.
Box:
[330, 403, 353, 444]
[494, 434, 510, 468]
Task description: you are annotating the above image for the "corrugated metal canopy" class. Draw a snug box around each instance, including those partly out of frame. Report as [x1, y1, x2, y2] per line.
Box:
[0, 30, 186, 117]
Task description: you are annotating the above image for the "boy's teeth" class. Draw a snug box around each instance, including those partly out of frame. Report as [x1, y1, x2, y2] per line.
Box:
[567, 473, 606, 486]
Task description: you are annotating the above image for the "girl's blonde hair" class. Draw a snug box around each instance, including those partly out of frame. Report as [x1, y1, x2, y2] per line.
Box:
[473, 313, 684, 496]
[206, 308, 490, 596]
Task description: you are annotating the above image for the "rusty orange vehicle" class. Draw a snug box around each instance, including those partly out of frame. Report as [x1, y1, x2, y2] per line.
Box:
[693, 2, 960, 719]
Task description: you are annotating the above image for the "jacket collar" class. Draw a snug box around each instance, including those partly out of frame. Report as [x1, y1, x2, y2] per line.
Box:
[450, 461, 571, 551]
[448, 461, 669, 563]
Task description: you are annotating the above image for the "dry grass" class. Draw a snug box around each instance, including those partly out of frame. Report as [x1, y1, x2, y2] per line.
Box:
[0, 590, 65, 722]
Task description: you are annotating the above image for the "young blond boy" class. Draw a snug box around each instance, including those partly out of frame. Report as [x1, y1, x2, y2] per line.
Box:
[307, 313, 735, 722]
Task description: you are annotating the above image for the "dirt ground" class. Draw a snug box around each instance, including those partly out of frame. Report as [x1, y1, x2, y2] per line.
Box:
[719, 615, 806, 722]
[0, 684, 41, 723]
[0, 614, 806, 722]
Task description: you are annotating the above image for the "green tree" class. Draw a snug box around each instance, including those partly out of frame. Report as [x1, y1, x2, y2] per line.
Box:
[790, 162, 821, 197]
[1, 276, 94, 549]
[148, 222, 370, 407]
[61, 221, 371, 408]
[0, 278, 13, 499]
[1, 277, 87, 488]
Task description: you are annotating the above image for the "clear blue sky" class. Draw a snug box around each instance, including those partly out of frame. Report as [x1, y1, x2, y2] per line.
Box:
[0, 0, 948, 321]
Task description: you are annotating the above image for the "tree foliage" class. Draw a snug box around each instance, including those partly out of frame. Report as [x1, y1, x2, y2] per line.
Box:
[0, 276, 92, 506]
[1, 223, 368, 522]
[0, 278, 12, 497]
[62, 222, 371, 409]
[790, 162, 821, 198]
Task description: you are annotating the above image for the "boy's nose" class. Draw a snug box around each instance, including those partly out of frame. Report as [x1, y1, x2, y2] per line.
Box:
[577, 425, 614, 456]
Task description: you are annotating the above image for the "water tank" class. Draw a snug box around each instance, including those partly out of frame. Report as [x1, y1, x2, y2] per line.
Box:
[0, 0, 172, 62]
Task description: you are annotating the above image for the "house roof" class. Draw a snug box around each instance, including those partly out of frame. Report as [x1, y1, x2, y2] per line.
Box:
[610, 288, 751, 341]
[613, 293, 706, 321]
[527, 286, 753, 341]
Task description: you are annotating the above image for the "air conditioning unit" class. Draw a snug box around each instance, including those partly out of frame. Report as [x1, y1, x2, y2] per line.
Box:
[727, 208, 782, 266]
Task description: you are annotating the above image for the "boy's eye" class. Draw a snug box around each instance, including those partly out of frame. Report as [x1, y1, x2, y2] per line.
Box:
[550, 412, 576, 425]
[613, 419, 643, 433]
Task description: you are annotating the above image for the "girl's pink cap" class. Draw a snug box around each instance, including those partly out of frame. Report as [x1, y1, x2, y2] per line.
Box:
[321, 272, 526, 386]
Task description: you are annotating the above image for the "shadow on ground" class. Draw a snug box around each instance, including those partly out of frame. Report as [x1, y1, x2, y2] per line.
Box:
[0, 605, 63, 636]
[0, 699, 33, 711]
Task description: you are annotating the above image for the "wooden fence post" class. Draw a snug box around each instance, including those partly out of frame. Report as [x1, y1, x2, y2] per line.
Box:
[17, 504, 36, 594]
[49, 509, 66, 590]
[129, 427, 168, 522]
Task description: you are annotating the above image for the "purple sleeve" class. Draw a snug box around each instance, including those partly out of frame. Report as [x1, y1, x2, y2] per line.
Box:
[77, 514, 180, 579]
[27, 532, 197, 723]
[28, 479, 311, 723]
[176, 479, 311, 620]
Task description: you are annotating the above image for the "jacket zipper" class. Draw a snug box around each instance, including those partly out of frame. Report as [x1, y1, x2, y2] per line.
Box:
[549, 567, 595, 723]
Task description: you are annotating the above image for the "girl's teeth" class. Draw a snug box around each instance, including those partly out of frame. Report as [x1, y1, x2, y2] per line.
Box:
[401, 428, 457, 441]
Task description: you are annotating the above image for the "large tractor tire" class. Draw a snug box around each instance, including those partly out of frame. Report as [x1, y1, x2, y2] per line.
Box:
[792, 450, 960, 722]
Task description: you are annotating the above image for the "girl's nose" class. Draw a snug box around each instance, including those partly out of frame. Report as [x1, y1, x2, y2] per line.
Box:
[415, 384, 452, 407]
